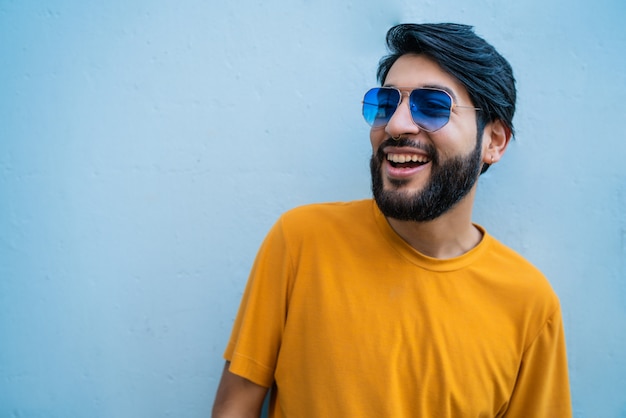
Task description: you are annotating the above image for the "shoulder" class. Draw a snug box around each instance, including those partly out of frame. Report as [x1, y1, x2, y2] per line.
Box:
[265, 199, 378, 253]
[279, 199, 375, 230]
[485, 235, 547, 281]
[481, 231, 561, 312]
[282, 199, 374, 218]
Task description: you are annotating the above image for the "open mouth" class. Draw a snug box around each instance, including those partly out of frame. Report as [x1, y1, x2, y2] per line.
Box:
[386, 153, 431, 169]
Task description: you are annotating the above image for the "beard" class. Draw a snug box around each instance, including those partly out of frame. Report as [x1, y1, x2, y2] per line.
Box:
[370, 134, 484, 222]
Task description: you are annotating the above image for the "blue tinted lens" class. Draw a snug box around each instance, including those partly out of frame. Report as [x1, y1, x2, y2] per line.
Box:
[409, 89, 452, 132]
[362, 88, 400, 127]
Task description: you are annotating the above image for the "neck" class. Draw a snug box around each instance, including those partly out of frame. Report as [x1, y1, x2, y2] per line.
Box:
[385, 188, 482, 259]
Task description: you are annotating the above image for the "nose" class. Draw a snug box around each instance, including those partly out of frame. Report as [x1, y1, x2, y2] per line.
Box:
[384, 93, 421, 139]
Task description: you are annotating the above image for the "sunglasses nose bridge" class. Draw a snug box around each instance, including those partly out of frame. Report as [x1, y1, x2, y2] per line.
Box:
[395, 89, 411, 108]
[385, 89, 422, 136]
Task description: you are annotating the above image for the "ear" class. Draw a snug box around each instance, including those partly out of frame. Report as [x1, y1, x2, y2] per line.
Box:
[482, 120, 511, 165]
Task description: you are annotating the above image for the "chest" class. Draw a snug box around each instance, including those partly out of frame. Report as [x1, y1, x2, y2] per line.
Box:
[277, 260, 521, 416]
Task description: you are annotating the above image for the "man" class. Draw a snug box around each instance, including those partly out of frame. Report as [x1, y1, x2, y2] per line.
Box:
[212, 23, 572, 417]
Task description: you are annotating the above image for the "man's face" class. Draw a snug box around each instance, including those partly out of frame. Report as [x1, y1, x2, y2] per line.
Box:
[369, 54, 486, 222]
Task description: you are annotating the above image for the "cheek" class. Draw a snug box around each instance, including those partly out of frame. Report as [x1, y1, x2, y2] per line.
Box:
[437, 123, 479, 156]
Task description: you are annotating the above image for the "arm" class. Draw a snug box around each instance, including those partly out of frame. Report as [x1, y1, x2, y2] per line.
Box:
[212, 361, 269, 418]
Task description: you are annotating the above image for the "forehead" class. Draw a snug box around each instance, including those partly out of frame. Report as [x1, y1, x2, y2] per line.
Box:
[383, 54, 470, 102]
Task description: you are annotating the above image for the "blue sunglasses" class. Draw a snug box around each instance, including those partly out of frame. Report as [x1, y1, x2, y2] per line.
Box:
[362, 87, 480, 132]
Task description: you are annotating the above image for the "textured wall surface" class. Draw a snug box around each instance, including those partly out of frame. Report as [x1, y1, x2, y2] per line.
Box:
[1, 0, 625, 417]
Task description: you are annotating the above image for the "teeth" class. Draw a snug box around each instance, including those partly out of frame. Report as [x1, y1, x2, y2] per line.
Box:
[387, 153, 429, 164]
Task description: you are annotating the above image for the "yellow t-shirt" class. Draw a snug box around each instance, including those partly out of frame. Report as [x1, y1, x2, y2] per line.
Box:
[225, 199, 572, 417]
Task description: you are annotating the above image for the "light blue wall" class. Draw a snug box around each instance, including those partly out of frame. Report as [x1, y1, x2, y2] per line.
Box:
[1, 0, 625, 416]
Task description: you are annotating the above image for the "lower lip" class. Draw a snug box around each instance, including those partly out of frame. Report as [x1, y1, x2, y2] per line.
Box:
[384, 160, 429, 179]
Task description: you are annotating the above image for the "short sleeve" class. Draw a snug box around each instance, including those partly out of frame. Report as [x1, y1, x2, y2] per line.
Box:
[223, 217, 293, 388]
[503, 306, 573, 417]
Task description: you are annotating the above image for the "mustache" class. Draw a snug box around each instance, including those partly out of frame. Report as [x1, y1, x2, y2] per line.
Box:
[376, 138, 437, 162]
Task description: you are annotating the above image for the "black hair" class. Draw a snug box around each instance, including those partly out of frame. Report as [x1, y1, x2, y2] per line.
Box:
[377, 23, 516, 173]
